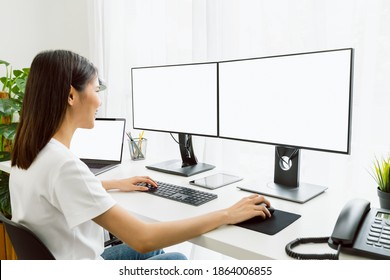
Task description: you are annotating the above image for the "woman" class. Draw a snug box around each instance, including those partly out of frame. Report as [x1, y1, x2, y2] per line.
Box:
[10, 50, 272, 260]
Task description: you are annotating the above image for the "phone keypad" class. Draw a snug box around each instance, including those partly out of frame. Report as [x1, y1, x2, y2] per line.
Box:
[366, 218, 390, 250]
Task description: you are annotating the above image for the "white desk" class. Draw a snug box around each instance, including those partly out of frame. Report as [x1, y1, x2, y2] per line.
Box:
[95, 155, 378, 260]
[1, 149, 378, 260]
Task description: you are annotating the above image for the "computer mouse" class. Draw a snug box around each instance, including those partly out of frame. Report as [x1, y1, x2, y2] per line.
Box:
[240, 206, 275, 224]
[267, 205, 275, 215]
[240, 204, 275, 224]
[257, 203, 275, 215]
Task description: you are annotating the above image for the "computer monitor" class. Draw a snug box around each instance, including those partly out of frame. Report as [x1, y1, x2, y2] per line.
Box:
[131, 62, 218, 176]
[219, 48, 354, 203]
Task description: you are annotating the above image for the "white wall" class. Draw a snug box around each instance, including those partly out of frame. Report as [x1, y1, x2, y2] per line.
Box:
[1, 0, 389, 197]
[91, 1, 390, 197]
[0, 0, 90, 70]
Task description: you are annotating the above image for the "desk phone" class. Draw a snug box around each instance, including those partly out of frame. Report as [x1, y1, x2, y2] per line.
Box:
[287, 199, 390, 259]
[328, 199, 390, 259]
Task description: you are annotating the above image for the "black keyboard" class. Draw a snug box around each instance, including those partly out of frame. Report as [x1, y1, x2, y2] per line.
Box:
[138, 181, 217, 206]
[87, 162, 108, 168]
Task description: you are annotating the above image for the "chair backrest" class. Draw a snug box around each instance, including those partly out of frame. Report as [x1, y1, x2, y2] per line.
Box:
[0, 213, 55, 260]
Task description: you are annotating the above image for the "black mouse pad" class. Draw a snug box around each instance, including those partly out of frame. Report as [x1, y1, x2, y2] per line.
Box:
[235, 209, 301, 235]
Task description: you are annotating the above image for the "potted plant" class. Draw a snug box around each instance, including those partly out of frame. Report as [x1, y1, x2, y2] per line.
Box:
[0, 60, 29, 159]
[371, 156, 390, 209]
[0, 60, 29, 218]
[0, 60, 28, 260]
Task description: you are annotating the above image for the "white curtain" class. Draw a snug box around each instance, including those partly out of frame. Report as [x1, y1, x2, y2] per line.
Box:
[88, 0, 194, 118]
[88, 0, 390, 199]
[85, 0, 390, 260]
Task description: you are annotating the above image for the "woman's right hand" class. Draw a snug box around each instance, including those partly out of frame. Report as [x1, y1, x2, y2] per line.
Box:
[225, 194, 272, 225]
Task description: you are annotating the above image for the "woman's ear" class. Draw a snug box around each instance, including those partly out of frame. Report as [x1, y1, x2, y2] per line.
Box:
[68, 86, 76, 105]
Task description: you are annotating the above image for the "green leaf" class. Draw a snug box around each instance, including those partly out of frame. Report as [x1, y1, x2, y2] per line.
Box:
[0, 60, 10, 67]
[0, 123, 9, 131]
[1, 123, 17, 139]
[0, 171, 11, 218]
[10, 93, 23, 103]
[371, 156, 390, 192]
[22, 68, 30, 75]
[15, 77, 27, 91]
[13, 69, 23, 77]
[0, 77, 8, 86]
[0, 123, 17, 141]
[0, 98, 19, 115]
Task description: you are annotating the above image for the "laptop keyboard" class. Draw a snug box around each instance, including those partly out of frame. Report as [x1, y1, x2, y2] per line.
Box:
[87, 162, 109, 168]
[138, 181, 218, 206]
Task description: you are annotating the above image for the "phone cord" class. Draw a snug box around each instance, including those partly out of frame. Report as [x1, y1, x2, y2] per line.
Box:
[285, 237, 341, 260]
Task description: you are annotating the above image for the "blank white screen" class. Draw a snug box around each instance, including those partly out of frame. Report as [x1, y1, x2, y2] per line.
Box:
[132, 63, 218, 136]
[70, 119, 125, 161]
[219, 49, 352, 153]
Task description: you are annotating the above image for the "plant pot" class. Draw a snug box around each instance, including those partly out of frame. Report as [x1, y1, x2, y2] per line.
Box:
[377, 188, 390, 209]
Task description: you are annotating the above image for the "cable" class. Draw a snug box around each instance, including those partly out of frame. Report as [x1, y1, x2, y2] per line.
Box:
[169, 133, 182, 146]
[285, 237, 340, 260]
[169, 133, 191, 153]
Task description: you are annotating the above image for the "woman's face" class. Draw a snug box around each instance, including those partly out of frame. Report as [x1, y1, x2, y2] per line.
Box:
[72, 76, 102, 129]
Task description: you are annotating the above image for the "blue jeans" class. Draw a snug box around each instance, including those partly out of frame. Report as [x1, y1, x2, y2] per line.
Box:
[101, 244, 187, 260]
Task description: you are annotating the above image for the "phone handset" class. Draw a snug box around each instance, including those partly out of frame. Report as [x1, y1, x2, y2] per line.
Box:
[328, 198, 370, 248]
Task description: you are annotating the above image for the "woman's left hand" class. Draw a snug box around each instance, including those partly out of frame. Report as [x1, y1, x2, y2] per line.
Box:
[102, 176, 158, 192]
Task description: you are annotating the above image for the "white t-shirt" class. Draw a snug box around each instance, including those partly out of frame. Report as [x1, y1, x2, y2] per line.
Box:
[10, 138, 117, 259]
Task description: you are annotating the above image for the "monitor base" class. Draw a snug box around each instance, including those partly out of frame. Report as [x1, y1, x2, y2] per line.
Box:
[239, 182, 327, 203]
[146, 159, 215, 177]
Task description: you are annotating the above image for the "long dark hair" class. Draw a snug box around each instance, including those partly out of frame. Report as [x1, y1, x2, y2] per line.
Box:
[11, 50, 98, 169]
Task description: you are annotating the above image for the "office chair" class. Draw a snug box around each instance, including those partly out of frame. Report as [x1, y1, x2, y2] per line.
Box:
[0, 213, 55, 260]
[104, 232, 122, 247]
[0, 213, 122, 260]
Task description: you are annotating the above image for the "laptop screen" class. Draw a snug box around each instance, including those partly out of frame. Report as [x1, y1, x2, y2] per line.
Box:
[70, 118, 126, 162]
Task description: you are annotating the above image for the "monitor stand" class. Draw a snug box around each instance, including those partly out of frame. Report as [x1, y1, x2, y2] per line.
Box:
[146, 133, 215, 177]
[264, 182, 327, 203]
[240, 146, 327, 203]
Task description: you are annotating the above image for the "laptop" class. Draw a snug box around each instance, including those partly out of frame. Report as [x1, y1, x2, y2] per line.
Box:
[70, 118, 126, 175]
